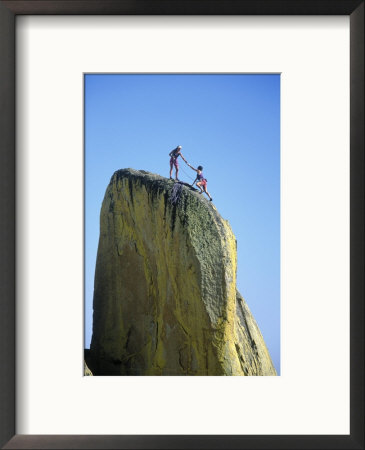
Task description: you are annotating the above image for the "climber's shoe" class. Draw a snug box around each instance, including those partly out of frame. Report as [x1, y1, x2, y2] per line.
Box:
[210, 198, 213, 202]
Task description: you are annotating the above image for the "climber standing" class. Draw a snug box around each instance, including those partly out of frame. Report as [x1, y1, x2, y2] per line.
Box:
[187, 163, 213, 202]
[169, 145, 187, 181]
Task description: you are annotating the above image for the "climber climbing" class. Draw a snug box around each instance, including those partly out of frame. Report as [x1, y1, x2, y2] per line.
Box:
[187, 164, 213, 202]
[169, 145, 188, 181]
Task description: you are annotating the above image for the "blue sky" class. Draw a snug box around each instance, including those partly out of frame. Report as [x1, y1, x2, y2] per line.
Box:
[85, 74, 280, 374]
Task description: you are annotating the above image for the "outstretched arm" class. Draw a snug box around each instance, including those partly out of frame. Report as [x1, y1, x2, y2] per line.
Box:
[180, 153, 188, 164]
[186, 162, 198, 172]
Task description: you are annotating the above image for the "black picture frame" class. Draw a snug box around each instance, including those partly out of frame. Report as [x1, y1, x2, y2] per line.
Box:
[0, 1, 363, 449]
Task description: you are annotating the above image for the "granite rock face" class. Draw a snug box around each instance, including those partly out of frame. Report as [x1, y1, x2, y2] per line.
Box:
[90, 169, 276, 376]
[84, 361, 93, 376]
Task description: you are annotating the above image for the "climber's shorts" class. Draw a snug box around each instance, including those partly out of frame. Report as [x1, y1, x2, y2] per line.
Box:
[170, 157, 178, 168]
[199, 179, 207, 187]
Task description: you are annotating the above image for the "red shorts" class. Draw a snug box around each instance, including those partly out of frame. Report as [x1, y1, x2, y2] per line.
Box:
[170, 157, 178, 168]
[199, 179, 207, 187]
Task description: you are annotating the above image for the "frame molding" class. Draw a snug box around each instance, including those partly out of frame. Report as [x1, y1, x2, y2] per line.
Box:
[0, 1, 363, 449]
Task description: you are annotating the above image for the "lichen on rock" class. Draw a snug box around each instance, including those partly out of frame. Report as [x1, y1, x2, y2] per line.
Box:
[89, 169, 276, 376]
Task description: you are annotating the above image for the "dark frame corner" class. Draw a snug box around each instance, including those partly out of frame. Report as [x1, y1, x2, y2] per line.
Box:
[0, 1, 363, 449]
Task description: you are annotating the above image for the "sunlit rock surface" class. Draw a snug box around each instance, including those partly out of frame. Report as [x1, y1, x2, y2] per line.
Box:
[90, 169, 276, 376]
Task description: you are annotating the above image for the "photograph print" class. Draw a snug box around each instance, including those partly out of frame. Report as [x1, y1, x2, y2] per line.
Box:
[84, 74, 280, 376]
